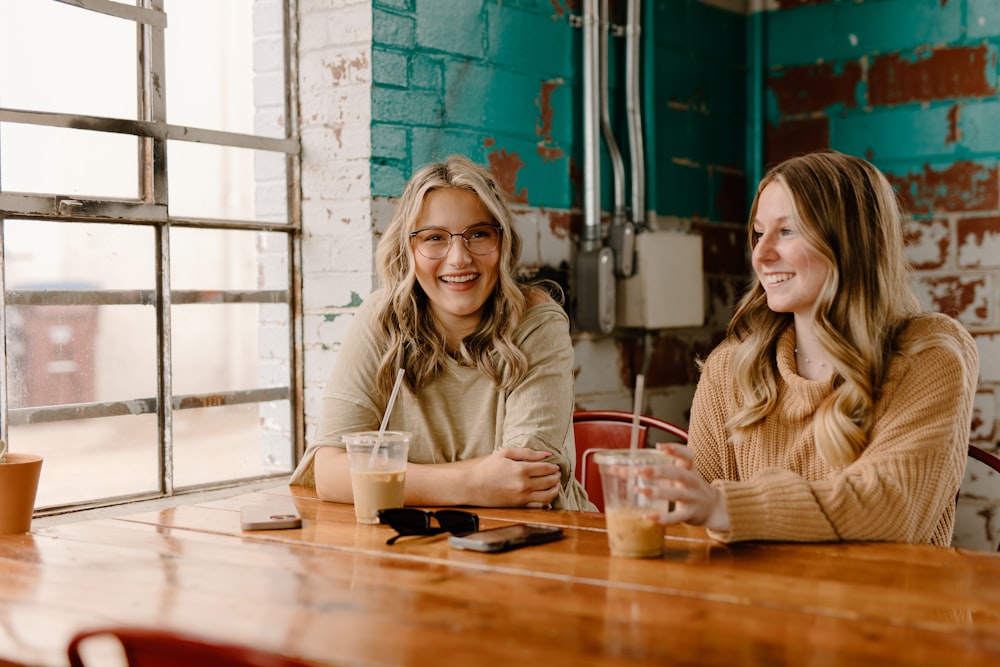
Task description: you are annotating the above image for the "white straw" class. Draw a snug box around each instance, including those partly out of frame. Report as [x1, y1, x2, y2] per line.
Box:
[627, 374, 644, 504]
[370, 368, 406, 467]
[378, 368, 406, 436]
[629, 374, 644, 453]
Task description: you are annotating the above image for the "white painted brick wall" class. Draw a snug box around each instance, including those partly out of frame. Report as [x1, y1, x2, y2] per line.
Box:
[296, 1, 374, 444]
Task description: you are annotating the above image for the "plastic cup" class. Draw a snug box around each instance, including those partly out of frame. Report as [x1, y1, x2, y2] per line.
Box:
[343, 431, 410, 524]
[595, 449, 673, 558]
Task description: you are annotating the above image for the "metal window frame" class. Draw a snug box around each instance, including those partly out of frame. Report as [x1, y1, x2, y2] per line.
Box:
[0, 0, 302, 512]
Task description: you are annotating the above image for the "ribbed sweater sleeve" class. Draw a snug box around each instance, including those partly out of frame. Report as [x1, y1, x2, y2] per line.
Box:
[689, 313, 978, 546]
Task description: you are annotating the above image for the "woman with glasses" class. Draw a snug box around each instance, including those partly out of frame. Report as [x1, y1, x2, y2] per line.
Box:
[290, 154, 594, 511]
[649, 150, 978, 545]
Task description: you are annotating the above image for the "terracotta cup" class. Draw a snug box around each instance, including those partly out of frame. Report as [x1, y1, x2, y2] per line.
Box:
[0, 453, 43, 535]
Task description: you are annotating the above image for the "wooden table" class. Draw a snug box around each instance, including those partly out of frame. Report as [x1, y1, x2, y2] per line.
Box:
[1, 485, 999, 667]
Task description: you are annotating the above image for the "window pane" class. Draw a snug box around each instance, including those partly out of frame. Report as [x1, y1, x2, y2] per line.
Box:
[6, 304, 156, 409]
[171, 228, 289, 291]
[171, 303, 290, 395]
[168, 141, 286, 222]
[3, 220, 155, 289]
[11, 414, 160, 509]
[0, 124, 139, 198]
[173, 401, 293, 488]
[164, 0, 256, 135]
[4, 221, 158, 410]
[0, 1, 137, 119]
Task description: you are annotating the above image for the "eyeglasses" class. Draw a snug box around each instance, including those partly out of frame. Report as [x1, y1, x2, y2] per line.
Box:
[377, 508, 480, 545]
[409, 223, 502, 260]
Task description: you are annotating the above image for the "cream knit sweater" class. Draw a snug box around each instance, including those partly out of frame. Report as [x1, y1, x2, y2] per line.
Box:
[689, 312, 978, 546]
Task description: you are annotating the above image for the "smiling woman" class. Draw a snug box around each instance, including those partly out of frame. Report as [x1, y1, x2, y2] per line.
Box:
[649, 150, 979, 547]
[409, 189, 502, 343]
[290, 155, 595, 512]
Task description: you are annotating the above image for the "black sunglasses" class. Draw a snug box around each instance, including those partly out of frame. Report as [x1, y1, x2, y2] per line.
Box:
[377, 508, 479, 545]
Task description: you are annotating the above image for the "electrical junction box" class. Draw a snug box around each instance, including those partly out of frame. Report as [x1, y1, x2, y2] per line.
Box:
[615, 231, 704, 329]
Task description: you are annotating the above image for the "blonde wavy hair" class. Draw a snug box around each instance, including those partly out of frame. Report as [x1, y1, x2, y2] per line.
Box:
[371, 154, 555, 397]
[726, 150, 942, 467]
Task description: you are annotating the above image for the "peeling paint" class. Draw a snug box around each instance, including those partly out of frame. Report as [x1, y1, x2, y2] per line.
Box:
[919, 275, 989, 321]
[487, 148, 529, 204]
[536, 80, 559, 139]
[904, 218, 949, 270]
[958, 216, 1000, 268]
[546, 209, 573, 240]
[887, 162, 999, 215]
[550, 0, 578, 18]
[324, 52, 370, 84]
[946, 104, 961, 144]
[537, 145, 565, 162]
[767, 62, 861, 115]
[869, 46, 997, 106]
[536, 79, 565, 163]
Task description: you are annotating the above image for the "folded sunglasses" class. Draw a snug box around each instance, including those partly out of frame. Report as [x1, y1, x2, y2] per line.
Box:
[377, 508, 480, 545]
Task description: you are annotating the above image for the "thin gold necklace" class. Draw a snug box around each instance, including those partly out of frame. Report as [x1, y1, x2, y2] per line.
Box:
[794, 348, 829, 368]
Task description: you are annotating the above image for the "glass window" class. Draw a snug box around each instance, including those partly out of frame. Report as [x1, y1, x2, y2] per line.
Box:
[0, 125, 139, 198]
[0, 1, 137, 119]
[1, 1, 299, 513]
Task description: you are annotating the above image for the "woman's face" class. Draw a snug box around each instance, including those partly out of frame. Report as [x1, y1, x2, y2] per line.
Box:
[410, 188, 501, 336]
[751, 181, 828, 320]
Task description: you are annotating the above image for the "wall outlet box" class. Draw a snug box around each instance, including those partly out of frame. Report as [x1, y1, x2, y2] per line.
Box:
[616, 231, 704, 329]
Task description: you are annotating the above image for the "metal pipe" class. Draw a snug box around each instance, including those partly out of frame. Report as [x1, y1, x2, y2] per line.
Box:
[602, 0, 635, 278]
[599, 0, 625, 223]
[747, 0, 765, 209]
[582, 0, 602, 248]
[576, 0, 616, 333]
[625, 0, 645, 229]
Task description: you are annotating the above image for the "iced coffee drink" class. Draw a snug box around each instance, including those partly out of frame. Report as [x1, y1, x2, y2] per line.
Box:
[605, 507, 665, 557]
[343, 431, 411, 524]
[595, 449, 673, 558]
[350, 469, 406, 524]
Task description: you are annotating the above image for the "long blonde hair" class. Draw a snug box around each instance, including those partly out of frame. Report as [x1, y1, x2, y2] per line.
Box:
[727, 150, 926, 466]
[371, 155, 550, 397]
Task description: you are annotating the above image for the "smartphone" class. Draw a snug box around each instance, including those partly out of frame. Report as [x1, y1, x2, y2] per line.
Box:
[447, 523, 564, 553]
[240, 504, 302, 531]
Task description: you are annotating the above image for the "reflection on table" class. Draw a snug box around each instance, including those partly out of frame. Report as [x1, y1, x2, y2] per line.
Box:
[0, 484, 998, 666]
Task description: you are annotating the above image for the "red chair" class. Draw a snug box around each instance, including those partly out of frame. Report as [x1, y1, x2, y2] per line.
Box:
[964, 445, 1000, 552]
[573, 410, 688, 512]
[67, 627, 318, 667]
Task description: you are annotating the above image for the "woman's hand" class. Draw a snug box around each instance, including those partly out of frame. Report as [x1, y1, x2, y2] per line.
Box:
[649, 443, 730, 532]
[466, 447, 561, 508]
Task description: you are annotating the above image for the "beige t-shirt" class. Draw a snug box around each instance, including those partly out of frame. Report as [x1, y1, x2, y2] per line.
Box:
[290, 293, 595, 511]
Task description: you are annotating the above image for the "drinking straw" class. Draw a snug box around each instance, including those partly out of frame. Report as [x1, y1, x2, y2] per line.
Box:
[626, 374, 645, 504]
[629, 373, 645, 453]
[370, 368, 406, 467]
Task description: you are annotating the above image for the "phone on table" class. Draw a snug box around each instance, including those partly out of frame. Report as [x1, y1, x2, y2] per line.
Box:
[447, 523, 564, 553]
[240, 504, 302, 531]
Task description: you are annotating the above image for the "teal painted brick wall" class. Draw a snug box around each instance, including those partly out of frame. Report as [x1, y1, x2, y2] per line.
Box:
[648, 0, 747, 223]
[371, 0, 746, 223]
[766, 0, 964, 66]
[371, 0, 581, 209]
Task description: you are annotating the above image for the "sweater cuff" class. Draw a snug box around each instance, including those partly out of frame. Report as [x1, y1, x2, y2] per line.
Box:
[707, 477, 837, 543]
